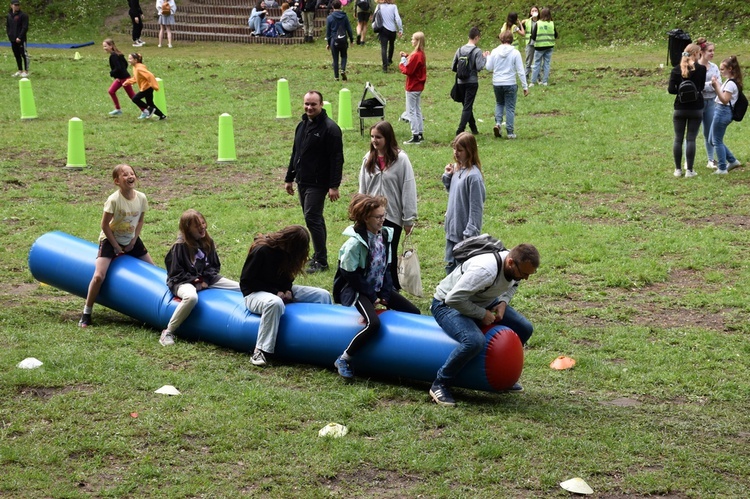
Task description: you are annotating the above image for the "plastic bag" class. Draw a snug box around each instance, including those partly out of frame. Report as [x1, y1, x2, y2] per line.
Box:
[398, 235, 423, 297]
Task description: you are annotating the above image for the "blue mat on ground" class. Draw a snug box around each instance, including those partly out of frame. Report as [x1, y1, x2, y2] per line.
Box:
[0, 41, 94, 49]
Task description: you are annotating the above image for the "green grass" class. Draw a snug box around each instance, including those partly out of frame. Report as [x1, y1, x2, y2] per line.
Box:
[1, 35, 750, 497]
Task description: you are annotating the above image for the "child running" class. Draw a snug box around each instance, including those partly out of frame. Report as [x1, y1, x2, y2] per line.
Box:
[398, 31, 427, 144]
[102, 38, 141, 117]
[124, 53, 167, 120]
[240, 225, 332, 367]
[79, 164, 155, 327]
[161, 209, 241, 346]
[442, 132, 486, 274]
[332, 194, 420, 380]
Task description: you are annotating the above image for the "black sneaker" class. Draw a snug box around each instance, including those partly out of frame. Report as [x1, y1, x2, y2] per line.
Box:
[159, 115, 168, 121]
[78, 313, 92, 327]
[429, 382, 456, 407]
[504, 382, 524, 393]
[341, 71, 347, 81]
[403, 135, 422, 145]
[306, 261, 329, 274]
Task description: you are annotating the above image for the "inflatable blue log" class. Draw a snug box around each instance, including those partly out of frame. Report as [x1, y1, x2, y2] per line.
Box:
[28, 232, 524, 392]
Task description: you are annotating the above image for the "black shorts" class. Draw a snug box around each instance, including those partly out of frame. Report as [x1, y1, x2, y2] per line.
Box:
[97, 237, 149, 259]
[357, 11, 371, 22]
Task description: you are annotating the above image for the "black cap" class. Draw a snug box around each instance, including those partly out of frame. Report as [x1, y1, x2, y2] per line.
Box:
[11, 0, 20, 5]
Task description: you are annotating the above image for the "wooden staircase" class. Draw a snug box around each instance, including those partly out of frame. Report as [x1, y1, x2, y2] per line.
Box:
[141, 0, 328, 45]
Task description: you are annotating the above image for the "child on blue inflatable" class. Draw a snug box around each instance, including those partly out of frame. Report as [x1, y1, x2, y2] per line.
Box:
[161, 209, 241, 346]
[332, 194, 420, 379]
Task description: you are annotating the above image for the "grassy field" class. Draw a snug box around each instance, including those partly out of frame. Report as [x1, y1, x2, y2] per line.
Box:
[2, 34, 750, 497]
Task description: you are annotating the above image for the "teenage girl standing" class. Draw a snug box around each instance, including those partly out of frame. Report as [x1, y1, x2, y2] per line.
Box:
[710, 56, 744, 175]
[161, 210, 241, 346]
[442, 132, 486, 274]
[696, 37, 720, 169]
[399, 31, 427, 144]
[124, 53, 167, 120]
[500, 12, 525, 49]
[102, 39, 139, 117]
[667, 43, 705, 178]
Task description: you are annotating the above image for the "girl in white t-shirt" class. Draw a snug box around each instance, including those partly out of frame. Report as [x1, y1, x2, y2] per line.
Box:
[710, 56, 743, 174]
[79, 164, 155, 327]
[696, 37, 720, 169]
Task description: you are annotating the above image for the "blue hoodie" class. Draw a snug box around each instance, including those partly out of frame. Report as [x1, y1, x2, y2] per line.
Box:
[326, 10, 353, 45]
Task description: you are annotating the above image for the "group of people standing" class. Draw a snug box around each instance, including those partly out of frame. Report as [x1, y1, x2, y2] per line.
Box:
[668, 37, 744, 177]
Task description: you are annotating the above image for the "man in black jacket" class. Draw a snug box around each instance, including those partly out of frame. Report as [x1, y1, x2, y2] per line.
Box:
[284, 90, 344, 273]
[7, 0, 29, 77]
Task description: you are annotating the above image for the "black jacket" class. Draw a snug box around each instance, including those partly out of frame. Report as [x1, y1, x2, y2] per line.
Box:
[668, 62, 707, 111]
[128, 0, 143, 17]
[109, 53, 131, 79]
[165, 242, 223, 294]
[6, 8, 28, 43]
[239, 245, 294, 297]
[285, 108, 344, 189]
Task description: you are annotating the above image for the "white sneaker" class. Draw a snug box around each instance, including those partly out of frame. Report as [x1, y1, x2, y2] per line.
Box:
[507, 133, 517, 139]
[138, 39, 146, 46]
[20, 71, 28, 78]
[158, 44, 162, 48]
[713, 169, 728, 175]
[159, 330, 175, 346]
[108, 109, 123, 116]
[251, 349, 267, 367]
[685, 170, 697, 178]
[728, 160, 742, 171]
[706, 160, 717, 169]
[132, 42, 141, 47]
[168, 44, 173, 48]
[674, 168, 682, 177]
[12, 71, 21, 77]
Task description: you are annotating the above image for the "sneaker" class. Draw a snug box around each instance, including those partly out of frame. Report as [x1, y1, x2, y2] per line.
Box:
[159, 330, 175, 346]
[706, 160, 717, 169]
[728, 160, 743, 171]
[341, 71, 347, 81]
[541, 82, 548, 86]
[132, 42, 141, 47]
[713, 169, 728, 175]
[138, 39, 146, 46]
[108, 109, 123, 116]
[334, 356, 353, 379]
[506, 133, 517, 139]
[20, 71, 28, 78]
[418, 133, 424, 142]
[504, 382, 524, 393]
[168, 44, 173, 48]
[403, 135, 423, 145]
[674, 168, 682, 178]
[158, 44, 162, 48]
[306, 261, 329, 274]
[529, 82, 534, 87]
[251, 349, 267, 367]
[12, 71, 21, 77]
[138, 110, 150, 120]
[493, 124, 501, 138]
[78, 313, 92, 328]
[159, 115, 168, 121]
[685, 169, 697, 178]
[429, 382, 456, 407]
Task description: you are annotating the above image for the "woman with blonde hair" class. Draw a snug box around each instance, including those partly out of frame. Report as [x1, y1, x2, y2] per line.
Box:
[667, 43, 705, 177]
[398, 31, 427, 144]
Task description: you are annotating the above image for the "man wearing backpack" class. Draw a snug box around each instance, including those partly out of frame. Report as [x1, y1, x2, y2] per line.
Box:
[325, 0, 353, 81]
[429, 242, 540, 407]
[452, 27, 489, 136]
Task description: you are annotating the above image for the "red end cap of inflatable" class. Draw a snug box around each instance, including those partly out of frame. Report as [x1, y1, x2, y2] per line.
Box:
[483, 327, 524, 390]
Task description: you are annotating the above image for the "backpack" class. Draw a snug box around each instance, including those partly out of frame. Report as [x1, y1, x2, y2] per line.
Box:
[452, 234, 507, 289]
[262, 20, 278, 37]
[728, 79, 748, 122]
[677, 79, 699, 104]
[371, 7, 383, 33]
[332, 20, 348, 49]
[455, 46, 478, 80]
[161, 1, 171, 16]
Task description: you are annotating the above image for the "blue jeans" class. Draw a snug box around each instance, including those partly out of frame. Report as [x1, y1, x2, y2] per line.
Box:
[702, 97, 716, 162]
[493, 84, 518, 134]
[431, 298, 533, 384]
[531, 48, 553, 84]
[331, 44, 348, 79]
[248, 14, 266, 34]
[710, 104, 737, 172]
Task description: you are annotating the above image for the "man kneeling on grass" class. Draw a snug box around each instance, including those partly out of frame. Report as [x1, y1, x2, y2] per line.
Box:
[430, 242, 540, 406]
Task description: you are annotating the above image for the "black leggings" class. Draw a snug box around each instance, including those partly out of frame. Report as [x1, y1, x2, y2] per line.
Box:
[11, 42, 28, 71]
[131, 15, 144, 42]
[673, 109, 702, 170]
[344, 292, 420, 356]
[132, 88, 165, 117]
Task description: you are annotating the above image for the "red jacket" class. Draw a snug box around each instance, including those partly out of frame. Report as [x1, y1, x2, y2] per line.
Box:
[399, 50, 426, 92]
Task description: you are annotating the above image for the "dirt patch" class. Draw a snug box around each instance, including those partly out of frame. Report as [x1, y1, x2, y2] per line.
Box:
[17, 384, 97, 400]
[321, 468, 422, 497]
[601, 397, 641, 407]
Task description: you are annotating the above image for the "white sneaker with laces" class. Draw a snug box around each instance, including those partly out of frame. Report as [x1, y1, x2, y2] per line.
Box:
[674, 168, 682, 178]
[706, 160, 717, 169]
[20, 71, 28, 78]
[251, 350, 267, 367]
[728, 160, 742, 171]
[685, 170, 697, 178]
[159, 330, 175, 346]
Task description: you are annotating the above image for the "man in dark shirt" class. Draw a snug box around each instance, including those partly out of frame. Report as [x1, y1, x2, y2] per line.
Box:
[7, 0, 29, 77]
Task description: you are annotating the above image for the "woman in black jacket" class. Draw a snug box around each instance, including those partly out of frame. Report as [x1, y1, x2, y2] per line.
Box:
[668, 43, 706, 178]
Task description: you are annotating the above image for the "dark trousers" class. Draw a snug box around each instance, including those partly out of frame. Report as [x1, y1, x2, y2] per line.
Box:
[384, 219, 402, 290]
[673, 110, 702, 171]
[132, 88, 165, 117]
[11, 42, 28, 71]
[331, 44, 348, 78]
[131, 15, 144, 41]
[297, 184, 328, 266]
[457, 83, 479, 134]
[378, 29, 396, 70]
[345, 292, 420, 356]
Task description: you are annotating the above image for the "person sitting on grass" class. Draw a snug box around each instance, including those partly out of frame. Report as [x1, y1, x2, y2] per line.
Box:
[240, 225, 332, 367]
